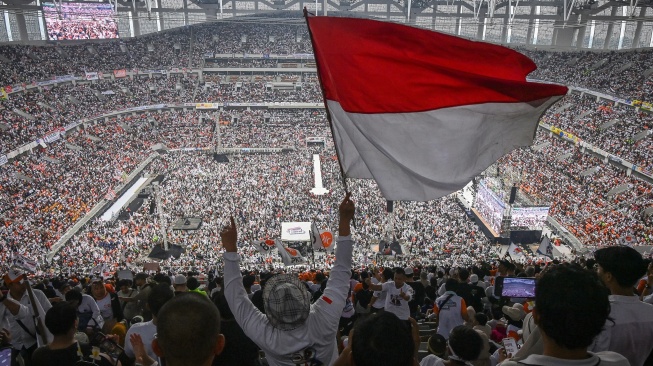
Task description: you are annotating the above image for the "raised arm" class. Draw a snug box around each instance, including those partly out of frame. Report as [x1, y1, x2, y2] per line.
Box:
[312, 193, 356, 325]
[220, 217, 270, 338]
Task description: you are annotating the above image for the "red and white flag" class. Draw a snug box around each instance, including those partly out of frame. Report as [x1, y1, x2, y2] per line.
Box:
[507, 243, 525, 259]
[306, 16, 568, 201]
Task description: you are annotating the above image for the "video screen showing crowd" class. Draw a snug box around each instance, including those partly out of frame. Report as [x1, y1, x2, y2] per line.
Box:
[1, 12, 653, 366]
[43, 2, 120, 41]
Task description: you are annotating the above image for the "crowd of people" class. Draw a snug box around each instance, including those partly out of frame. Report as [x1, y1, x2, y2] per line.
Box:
[0, 20, 651, 272]
[523, 48, 653, 102]
[43, 2, 120, 41]
[1, 199, 652, 366]
[1, 14, 653, 366]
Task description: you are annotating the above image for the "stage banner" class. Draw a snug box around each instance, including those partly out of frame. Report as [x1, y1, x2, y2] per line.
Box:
[281, 222, 311, 242]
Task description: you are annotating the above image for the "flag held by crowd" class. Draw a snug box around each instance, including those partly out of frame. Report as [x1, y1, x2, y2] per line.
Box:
[537, 236, 553, 258]
[320, 230, 334, 253]
[13, 254, 39, 272]
[507, 243, 525, 259]
[254, 239, 277, 256]
[306, 16, 568, 201]
[274, 239, 307, 266]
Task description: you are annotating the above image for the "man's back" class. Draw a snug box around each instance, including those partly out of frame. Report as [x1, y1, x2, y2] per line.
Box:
[407, 281, 425, 315]
[224, 236, 354, 365]
[455, 282, 485, 313]
[433, 292, 467, 339]
[591, 295, 653, 366]
[124, 320, 157, 361]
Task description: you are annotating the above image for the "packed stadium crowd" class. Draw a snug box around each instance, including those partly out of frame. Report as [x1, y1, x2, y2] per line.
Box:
[500, 131, 652, 247]
[0, 20, 651, 267]
[523, 48, 653, 101]
[1, 18, 653, 366]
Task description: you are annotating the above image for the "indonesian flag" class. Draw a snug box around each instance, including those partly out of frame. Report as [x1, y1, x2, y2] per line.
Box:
[306, 16, 568, 201]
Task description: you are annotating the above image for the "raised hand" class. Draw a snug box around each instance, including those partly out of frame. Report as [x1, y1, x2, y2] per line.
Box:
[339, 192, 355, 222]
[220, 216, 238, 253]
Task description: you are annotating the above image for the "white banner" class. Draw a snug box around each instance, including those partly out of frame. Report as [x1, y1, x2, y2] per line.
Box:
[43, 131, 62, 143]
[13, 254, 39, 272]
[281, 222, 311, 242]
[85, 72, 99, 81]
[253, 239, 276, 255]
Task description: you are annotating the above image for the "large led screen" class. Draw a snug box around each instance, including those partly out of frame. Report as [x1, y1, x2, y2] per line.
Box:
[474, 181, 505, 234]
[43, 2, 119, 41]
[511, 206, 550, 229]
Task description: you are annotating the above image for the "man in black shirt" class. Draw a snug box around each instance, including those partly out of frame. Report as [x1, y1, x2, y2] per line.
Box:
[454, 268, 486, 313]
[405, 267, 425, 318]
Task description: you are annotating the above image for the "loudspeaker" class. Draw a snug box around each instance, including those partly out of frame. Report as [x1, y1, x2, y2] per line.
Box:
[509, 186, 517, 204]
[387, 200, 393, 213]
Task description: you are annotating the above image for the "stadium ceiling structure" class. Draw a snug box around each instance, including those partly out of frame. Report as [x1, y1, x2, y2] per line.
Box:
[0, 0, 652, 49]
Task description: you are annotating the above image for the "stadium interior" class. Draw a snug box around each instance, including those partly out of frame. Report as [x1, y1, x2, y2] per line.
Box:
[0, 0, 653, 364]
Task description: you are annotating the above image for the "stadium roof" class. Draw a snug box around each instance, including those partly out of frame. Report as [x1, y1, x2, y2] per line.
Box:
[0, 0, 652, 49]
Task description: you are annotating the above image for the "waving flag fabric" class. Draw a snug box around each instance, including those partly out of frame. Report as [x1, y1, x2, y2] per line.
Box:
[306, 16, 568, 201]
[536, 236, 553, 258]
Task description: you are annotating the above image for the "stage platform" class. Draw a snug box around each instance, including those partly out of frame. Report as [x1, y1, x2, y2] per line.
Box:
[171, 217, 203, 230]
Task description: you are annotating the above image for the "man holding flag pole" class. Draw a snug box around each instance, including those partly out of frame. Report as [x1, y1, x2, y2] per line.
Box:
[1, 265, 53, 366]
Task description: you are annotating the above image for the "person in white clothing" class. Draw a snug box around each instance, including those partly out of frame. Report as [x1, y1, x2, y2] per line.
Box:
[124, 283, 174, 363]
[591, 246, 653, 366]
[222, 192, 356, 366]
[366, 267, 413, 321]
[500, 263, 629, 366]
[0, 269, 53, 365]
[420, 326, 484, 366]
[64, 289, 104, 332]
[368, 268, 393, 313]
[430, 279, 470, 339]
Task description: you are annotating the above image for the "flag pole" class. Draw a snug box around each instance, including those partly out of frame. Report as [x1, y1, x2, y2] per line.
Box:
[303, 8, 349, 195]
[21, 275, 49, 347]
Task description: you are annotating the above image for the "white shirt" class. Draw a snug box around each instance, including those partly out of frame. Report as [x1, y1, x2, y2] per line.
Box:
[0, 289, 53, 349]
[381, 281, 413, 320]
[501, 352, 630, 366]
[371, 278, 386, 310]
[420, 355, 446, 366]
[591, 294, 653, 366]
[95, 294, 113, 321]
[78, 294, 105, 330]
[124, 320, 157, 360]
[224, 236, 354, 366]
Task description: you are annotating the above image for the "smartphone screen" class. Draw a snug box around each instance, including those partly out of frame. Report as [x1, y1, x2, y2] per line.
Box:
[502, 337, 519, 356]
[500, 277, 536, 298]
[0, 347, 11, 365]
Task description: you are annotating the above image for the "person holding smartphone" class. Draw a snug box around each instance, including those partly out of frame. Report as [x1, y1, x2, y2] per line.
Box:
[499, 264, 629, 366]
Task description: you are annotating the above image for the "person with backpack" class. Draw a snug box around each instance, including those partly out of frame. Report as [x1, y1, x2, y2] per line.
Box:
[430, 279, 470, 340]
